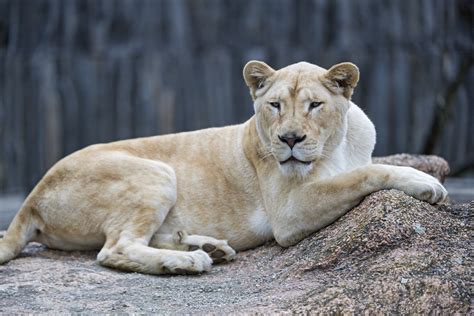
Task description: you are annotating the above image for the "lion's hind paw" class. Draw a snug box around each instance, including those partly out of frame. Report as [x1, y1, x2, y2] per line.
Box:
[176, 231, 236, 264]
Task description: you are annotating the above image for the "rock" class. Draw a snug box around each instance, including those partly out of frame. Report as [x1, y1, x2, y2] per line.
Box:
[0, 155, 470, 313]
[262, 191, 472, 313]
[373, 154, 450, 182]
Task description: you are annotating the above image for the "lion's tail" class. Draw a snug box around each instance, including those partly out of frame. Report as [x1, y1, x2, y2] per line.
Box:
[0, 204, 37, 264]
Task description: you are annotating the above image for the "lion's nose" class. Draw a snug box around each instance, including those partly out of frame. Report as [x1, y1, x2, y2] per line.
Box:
[278, 134, 306, 149]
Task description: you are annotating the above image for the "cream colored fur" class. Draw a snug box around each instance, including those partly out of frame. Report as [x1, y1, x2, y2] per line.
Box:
[0, 61, 447, 274]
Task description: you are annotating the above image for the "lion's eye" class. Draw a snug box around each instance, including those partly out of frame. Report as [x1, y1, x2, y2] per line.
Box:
[269, 102, 281, 110]
[309, 102, 323, 110]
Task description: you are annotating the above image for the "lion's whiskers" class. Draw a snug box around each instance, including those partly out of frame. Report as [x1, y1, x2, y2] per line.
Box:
[259, 151, 274, 161]
[258, 146, 275, 161]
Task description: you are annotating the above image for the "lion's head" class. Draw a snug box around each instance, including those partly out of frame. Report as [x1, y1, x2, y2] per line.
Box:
[243, 61, 359, 176]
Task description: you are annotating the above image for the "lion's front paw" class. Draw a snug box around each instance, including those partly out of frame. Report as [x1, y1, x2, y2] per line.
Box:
[391, 166, 448, 204]
[161, 250, 212, 275]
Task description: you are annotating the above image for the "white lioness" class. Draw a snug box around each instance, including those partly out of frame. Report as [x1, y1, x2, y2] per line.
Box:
[0, 61, 447, 274]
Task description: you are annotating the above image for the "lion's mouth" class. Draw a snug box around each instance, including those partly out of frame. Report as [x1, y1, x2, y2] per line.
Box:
[280, 156, 312, 165]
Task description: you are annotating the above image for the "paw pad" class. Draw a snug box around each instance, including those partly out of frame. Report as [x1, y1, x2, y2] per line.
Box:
[211, 249, 225, 259]
[187, 242, 234, 264]
[202, 243, 216, 252]
[188, 245, 200, 251]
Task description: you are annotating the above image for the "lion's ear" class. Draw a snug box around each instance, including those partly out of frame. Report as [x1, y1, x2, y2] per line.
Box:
[243, 60, 275, 100]
[323, 62, 359, 99]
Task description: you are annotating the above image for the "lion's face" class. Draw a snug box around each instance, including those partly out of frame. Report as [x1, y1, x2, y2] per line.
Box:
[243, 61, 359, 176]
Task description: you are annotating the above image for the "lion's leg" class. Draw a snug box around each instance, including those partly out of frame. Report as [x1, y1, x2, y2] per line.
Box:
[89, 157, 213, 275]
[149, 231, 236, 264]
[97, 233, 213, 275]
[95, 191, 214, 274]
[270, 164, 448, 247]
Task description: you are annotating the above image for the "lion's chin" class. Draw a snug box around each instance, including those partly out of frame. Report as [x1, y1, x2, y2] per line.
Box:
[277, 158, 313, 178]
[280, 156, 312, 165]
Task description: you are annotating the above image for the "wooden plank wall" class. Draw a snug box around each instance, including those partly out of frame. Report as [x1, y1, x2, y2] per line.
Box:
[0, 0, 472, 194]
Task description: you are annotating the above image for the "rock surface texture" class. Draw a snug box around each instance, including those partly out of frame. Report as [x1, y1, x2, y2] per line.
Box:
[0, 155, 471, 313]
[373, 154, 450, 183]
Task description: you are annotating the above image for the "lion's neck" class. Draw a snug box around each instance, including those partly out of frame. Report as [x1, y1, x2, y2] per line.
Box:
[242, 116, 264, 168]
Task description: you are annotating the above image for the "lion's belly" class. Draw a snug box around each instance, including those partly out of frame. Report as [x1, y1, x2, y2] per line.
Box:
[158, 204, 273, 251]
[157, 169, 273, 251]
[33, 230, 105, 251]
[150, 121, 270, 250]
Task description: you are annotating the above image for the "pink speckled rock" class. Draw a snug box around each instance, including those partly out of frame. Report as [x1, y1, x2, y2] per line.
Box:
[373, 154, 450, 182]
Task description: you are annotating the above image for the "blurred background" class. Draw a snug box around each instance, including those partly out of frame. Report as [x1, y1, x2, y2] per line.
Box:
[0, 0, 472, 197]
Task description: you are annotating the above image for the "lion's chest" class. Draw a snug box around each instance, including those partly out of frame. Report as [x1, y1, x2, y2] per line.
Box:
[248, 207, 273, 239]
